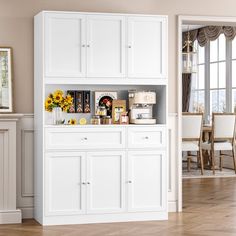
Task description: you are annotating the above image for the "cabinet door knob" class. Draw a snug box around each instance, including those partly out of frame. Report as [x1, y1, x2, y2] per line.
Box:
[128, 180, 132, 184]
[87, 182, 91, 185]
[81, 137, 88, 141]
[128, 45, 131, 48]
[144, 136, 149, 139]
[87, 44, 90, 48]
[81, 182, 86, 185]
[82, 44, 86, 47]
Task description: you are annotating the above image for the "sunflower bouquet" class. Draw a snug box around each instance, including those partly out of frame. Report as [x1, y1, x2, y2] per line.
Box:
[45, 90, 73, 112]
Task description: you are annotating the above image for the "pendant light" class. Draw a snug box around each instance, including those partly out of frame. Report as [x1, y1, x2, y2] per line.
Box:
[182, 30, 197, 73]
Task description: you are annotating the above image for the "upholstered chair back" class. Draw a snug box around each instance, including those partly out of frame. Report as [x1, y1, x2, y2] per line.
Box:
[182, 113, 203, 140]
[213, 113, 236, 139]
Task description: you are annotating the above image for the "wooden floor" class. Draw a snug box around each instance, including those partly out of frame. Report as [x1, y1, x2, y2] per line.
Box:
[1, 177, 236, 236]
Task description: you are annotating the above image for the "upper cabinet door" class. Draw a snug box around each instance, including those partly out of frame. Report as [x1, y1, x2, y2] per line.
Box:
[45, 13, 86, 78]
[86, 15, 126, 78]
[127, 17, 167, 78]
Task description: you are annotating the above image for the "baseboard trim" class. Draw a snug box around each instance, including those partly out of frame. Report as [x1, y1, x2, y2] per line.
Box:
[0, 209, 22, 224]
[21, 207, 34, 219]
[168, 201, 177, 212]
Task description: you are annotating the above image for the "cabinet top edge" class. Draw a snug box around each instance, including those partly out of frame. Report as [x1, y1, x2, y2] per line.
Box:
[44, 124, 167, 128]
[43, 79, 168, 86]
[34, 10, 168, 19]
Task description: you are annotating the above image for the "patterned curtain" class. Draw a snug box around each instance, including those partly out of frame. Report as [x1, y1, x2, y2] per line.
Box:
[182, 73, 192, 112]
[183, 26, 236, 47]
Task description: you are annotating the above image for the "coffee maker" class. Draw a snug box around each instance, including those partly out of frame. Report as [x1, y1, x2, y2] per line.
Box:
[128, 90, 156, 124]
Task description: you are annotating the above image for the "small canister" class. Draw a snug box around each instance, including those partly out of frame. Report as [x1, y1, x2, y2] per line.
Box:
[102, 116, 112, 125]
[91, 115, 101, 125]
[96, 106, 107, 116]
[120, 112, 129, 124]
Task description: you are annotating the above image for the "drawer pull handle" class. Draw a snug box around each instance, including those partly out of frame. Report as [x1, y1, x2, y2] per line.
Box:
[81, 137, 88, 141]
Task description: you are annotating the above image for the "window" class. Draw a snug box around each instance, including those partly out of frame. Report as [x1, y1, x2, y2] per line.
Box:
[209, 34, 226, 114]
[189, 33, 236, 121]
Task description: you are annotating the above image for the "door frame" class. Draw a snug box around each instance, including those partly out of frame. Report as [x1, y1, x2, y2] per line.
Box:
[177, 15, 236, 212]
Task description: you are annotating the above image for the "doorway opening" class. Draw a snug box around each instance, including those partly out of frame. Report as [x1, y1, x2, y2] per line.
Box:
[177, 15, 236, 211]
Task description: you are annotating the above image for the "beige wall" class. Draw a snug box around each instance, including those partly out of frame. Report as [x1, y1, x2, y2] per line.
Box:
[1, 0, 236, 113]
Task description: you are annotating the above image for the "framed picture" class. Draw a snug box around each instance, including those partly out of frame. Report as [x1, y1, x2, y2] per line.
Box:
[112, 100, 126, 124]
[95, 91, 117, 116]
[0, 47, 13, 112]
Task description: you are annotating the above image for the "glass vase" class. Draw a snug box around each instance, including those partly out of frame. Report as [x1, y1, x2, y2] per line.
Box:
[52, 107, 63, 125]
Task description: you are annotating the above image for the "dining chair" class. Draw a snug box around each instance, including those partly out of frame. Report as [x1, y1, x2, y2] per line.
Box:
[182, 112, 204, 175]
[202, 113, 236, 175]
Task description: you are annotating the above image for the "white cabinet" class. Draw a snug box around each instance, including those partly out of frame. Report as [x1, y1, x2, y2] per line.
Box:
[45, 13, 86, 78]
[42, 12, 167, 82]
[45, 152, 86, 215]
[128, 150, 166, 212]
[86, 151, 125, 213]
[86, 15, 126, 78]
[44, 148, 166, 218]
[37, 126, 168, 224]
[127, 17, 167, 78]
[34, 11, 168, 225]
[45, 150, 125, 215]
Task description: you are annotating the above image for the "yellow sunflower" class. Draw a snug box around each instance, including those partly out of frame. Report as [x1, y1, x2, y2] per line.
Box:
[53, 90, 63, 96]
[68, 118, 77, 125]
[62, 106, 68, 112]
[53, 93, 63, 103]
[45, 97, 53, 111]
[45, 97, 53, 106]
[65, 95, 73, 104]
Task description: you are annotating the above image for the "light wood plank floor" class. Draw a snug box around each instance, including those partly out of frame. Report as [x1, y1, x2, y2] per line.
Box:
[1, 178, 236, 236]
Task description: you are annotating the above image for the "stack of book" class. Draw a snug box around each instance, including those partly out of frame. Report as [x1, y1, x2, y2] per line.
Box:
[67, 90, 91, 113]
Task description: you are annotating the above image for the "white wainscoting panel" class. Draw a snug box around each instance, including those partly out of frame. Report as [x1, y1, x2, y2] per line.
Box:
[0, 129, 9, 210]
[16, 113, 178, 219]
[0, 114, 23, 224]
[168, 113, 177, 212]
[16, 114, 34, 219]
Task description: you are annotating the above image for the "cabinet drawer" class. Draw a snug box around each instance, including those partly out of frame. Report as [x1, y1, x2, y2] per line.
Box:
[45, 127, 125, 150]
[128, 126, 166, 149]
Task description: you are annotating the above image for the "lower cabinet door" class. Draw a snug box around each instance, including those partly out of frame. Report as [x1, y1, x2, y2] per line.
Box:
[45, 152, 86, 216]
[86, 151, 126, 214]
[128, 150, 166, 212]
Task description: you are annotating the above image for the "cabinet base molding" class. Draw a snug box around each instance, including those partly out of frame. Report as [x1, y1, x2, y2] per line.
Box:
[0, 210, 22, 224]
[18, 203, 176, 220]
[36, 212, 168, 226]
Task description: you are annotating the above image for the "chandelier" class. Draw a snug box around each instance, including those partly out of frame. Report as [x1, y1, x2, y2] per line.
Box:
[182, 30, 197, 73]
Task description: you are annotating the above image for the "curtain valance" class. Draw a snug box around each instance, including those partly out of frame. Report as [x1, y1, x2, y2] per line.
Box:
[183, 26, 236, 47]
